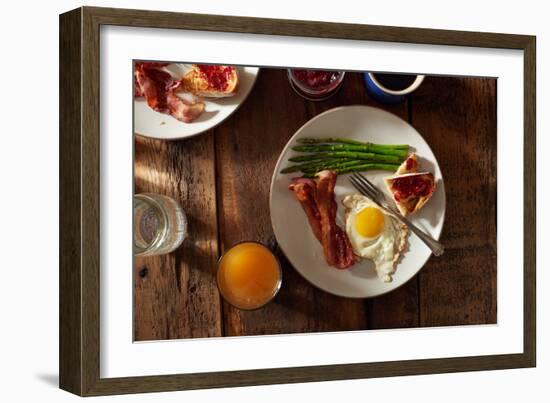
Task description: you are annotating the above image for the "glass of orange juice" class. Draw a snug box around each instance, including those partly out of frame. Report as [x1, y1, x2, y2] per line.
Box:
[217, 242, 282, 310]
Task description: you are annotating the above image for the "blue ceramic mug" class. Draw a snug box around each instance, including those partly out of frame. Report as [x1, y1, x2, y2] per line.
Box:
[363, 72, 424, 104]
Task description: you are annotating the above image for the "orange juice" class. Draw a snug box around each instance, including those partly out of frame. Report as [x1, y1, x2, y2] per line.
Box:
[217, 242, 282, 310]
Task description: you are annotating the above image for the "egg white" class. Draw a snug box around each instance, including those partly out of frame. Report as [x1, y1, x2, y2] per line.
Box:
[342, 194, 409, 283]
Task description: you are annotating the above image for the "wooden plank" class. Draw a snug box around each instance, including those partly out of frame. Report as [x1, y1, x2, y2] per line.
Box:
[215, 69, 369, 336]
[133, 134, 222, 340]
[411, 76, 497, 326]
[302, 72, 421, 330]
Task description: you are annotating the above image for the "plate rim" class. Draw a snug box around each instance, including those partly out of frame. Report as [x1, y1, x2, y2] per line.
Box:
[134, 66, 260, 141]
[269, 104, 447, 299]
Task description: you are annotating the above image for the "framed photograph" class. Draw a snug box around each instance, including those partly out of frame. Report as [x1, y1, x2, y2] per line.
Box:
[59, 6, 536, 396]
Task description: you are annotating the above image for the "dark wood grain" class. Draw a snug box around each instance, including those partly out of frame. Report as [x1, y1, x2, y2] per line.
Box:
[85, 353, 531, 396]
[60, 6, 536, 396]
[134, 135, 222, 340]
[59, 8, 82, 395]
[410, 76, 498, 326]
[344, 79, 422, 330]
[523, 38, 536, 365]
[134, 72, 498, 337]
[302, 74, 422, 330]
[214, 70, 369, 335]
[86, 6, 533, 50]
[81, 6, 102, 395]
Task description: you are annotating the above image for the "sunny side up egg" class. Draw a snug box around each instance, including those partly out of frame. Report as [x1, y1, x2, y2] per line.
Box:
[342, 194, 409, 283]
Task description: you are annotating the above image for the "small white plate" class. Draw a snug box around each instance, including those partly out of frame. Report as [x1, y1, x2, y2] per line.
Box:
[270, 105, 446, 298]
[134, 65, 259, 140]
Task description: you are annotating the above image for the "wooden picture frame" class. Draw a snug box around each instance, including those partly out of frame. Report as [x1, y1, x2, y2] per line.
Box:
[59, 6, 536, 396]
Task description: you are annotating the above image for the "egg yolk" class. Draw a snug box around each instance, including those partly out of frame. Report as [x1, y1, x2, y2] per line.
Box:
[355, 207, 385, 238]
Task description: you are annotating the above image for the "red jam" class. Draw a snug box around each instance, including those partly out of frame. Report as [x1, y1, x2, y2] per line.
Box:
[291, 69, 342, 91]
[392, 175, 433, 202]
[196, 65, 234, 91]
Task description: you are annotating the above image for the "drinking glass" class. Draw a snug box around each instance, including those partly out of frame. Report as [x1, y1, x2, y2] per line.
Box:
[216, 241, 282, 310]
[133, 193, 187, 256]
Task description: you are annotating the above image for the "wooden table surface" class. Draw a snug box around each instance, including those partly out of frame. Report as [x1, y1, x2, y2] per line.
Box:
[134, 69, 497, 341]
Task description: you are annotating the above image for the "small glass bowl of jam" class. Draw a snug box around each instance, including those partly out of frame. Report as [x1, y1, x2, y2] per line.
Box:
[287, 69, 345, 101]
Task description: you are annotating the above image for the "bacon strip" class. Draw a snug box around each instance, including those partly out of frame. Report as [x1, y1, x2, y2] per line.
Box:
[288, 178, 322, 241]
[166, 93, 204, 123]
[315, 171, 356, 269]
[289, 171, 355, 269]
[134, 62, 204, 123]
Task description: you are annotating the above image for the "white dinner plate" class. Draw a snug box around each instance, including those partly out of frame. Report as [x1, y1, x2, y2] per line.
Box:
[270, 105, 446, 298]
[134, 65, 259, 140]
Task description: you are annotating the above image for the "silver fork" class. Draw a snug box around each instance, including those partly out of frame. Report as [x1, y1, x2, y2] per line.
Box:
[349, 172, 444, 256]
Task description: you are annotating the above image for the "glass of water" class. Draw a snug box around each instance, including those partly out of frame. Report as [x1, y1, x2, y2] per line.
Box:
[133, 193, 187, 256]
